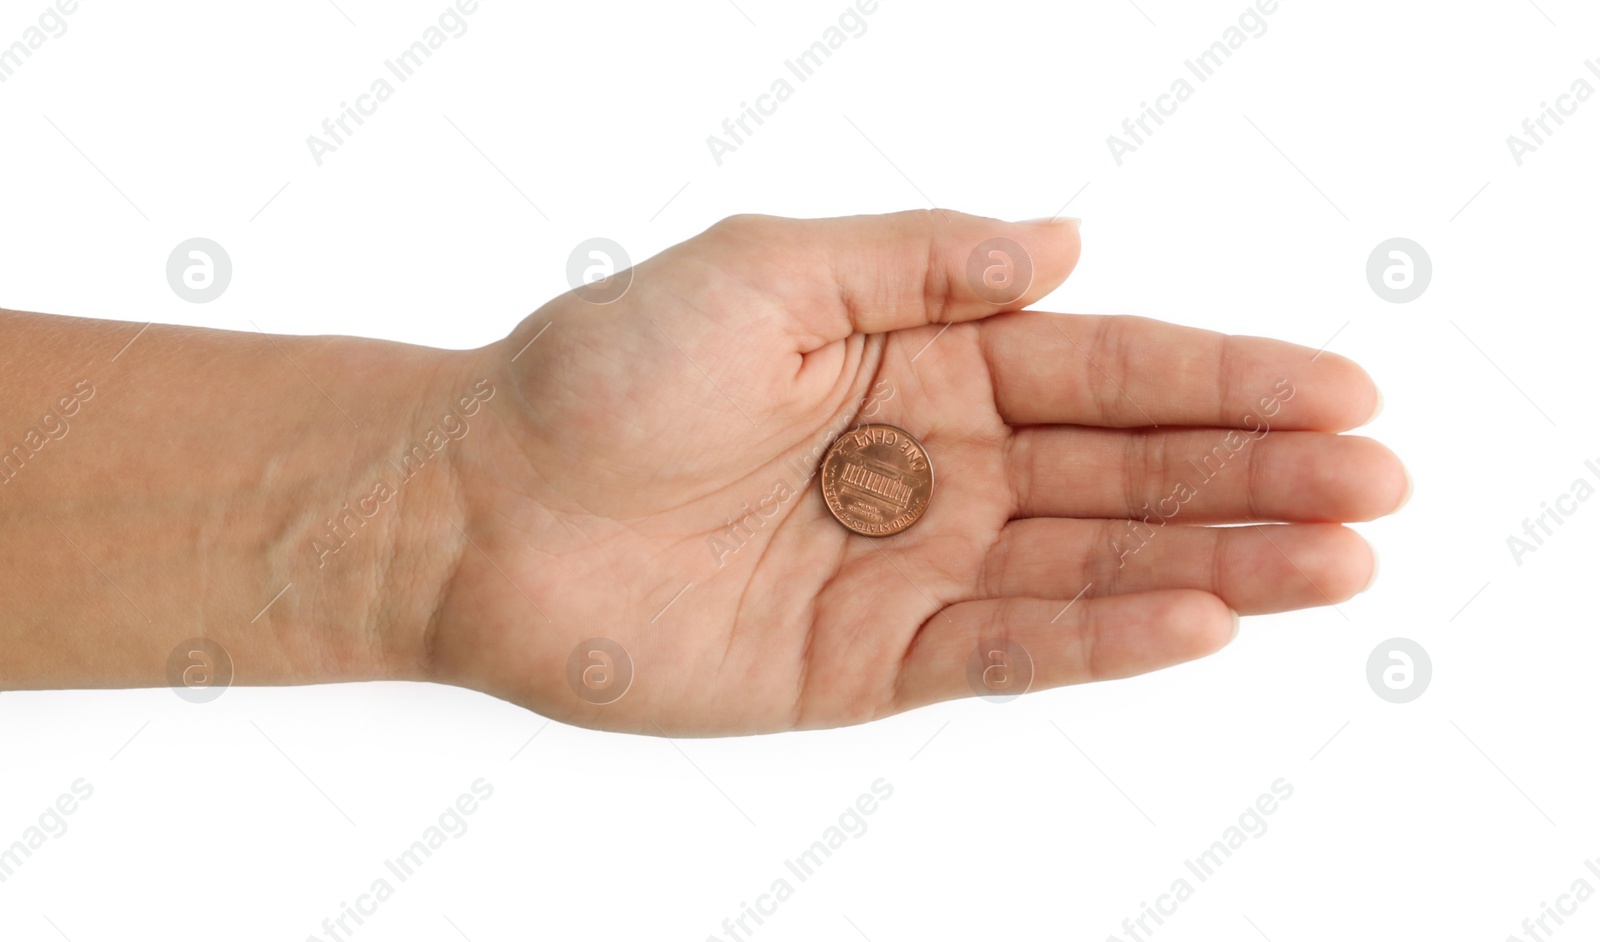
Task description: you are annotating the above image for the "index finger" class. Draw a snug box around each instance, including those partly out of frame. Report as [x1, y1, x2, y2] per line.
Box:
[980, 311, 1381, 431]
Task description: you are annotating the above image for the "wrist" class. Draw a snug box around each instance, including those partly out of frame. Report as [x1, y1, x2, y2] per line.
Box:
[0, 313, 484, 693]
[271, 337, 491, 687]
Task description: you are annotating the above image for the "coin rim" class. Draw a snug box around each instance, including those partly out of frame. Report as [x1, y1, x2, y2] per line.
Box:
[818, 423, 935, 537]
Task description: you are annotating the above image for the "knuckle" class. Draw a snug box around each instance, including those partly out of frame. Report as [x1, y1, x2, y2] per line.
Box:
[706, 213, 771, 242]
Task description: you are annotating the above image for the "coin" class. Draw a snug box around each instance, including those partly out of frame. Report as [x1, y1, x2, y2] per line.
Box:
[819, 424, 934, 537]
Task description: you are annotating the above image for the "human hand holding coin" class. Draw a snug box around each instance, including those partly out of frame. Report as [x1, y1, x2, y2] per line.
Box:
[426, 210, 1408, 735]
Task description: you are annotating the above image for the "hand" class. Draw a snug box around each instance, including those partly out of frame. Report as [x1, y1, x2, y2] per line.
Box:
[425, 211, 1407, 736]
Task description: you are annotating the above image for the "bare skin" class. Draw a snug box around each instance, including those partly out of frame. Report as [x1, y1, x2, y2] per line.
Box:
[0, 210, 1406, 736]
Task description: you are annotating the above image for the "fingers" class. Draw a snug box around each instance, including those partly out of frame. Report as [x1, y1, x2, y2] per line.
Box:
[978, 518, 1375, 615]
[981, 311, 1379, 430]
[694, 210, 1081, 348]
[1008, 427, 1410, 523]
[894, 590, 1235, 712]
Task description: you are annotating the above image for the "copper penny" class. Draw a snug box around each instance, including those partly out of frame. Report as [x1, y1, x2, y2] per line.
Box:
[819, 424, 934, 537]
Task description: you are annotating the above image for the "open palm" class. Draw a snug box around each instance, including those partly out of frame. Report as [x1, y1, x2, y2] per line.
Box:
[425, 211, 1406, 736]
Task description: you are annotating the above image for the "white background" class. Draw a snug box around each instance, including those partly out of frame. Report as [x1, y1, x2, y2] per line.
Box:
[2, 0, 1598, 939]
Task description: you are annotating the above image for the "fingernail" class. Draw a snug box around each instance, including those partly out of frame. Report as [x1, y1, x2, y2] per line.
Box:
[1365, 388, 1385, 425]
[1395, 467, 1414, 511]
[1229, 609, 1241, 642]
[1361, 545, 1381, 593]
[1021, 216, 1080, 227]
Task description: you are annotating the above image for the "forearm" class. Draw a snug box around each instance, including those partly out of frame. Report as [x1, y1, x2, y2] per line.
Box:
[0, 309, 475, 690]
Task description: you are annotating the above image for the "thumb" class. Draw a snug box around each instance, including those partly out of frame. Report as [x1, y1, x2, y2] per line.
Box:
[694, 209, 1082, 347]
